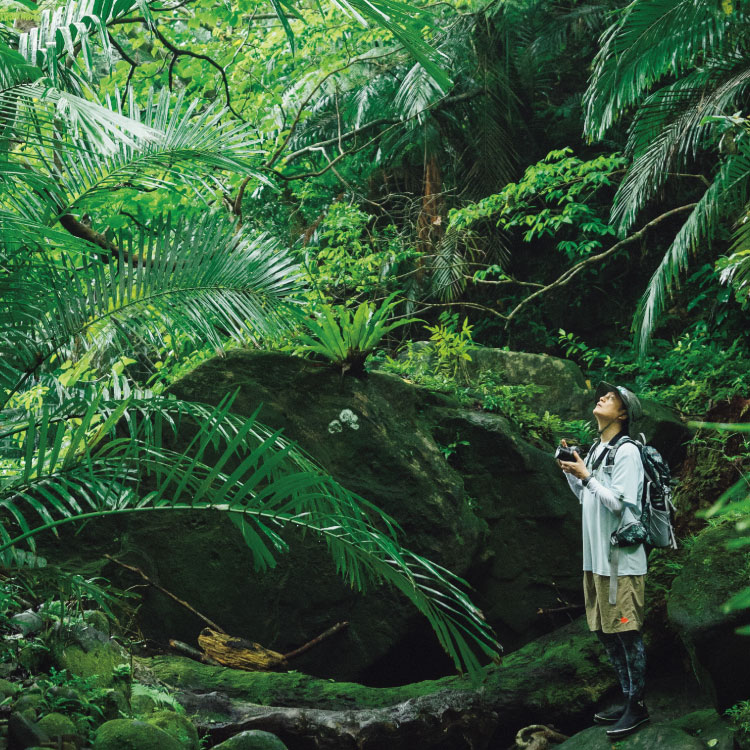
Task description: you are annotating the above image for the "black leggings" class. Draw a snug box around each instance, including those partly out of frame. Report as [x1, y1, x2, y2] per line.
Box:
[596, 630, 646, 702]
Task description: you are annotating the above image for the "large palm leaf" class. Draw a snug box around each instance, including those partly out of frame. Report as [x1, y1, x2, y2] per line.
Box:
[0, 390, 501, 677]
[612, 54, 750, 232]
[633, 141, 750, 352]
[0, 40, 157, 157]
[10, 88, 268, 222]
[0, 214, 301, 393]
[13, 0, 151, 90]
[584, 0, 732, 140]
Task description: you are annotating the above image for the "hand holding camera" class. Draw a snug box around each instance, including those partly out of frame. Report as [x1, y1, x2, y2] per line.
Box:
[555, 439, 590, 480]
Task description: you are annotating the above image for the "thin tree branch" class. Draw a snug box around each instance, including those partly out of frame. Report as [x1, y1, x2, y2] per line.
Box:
[504, 203, 698, 326]
[149, 23, 245, 122]
[105, 554, 227, 633]
[466, 275, 543, 288]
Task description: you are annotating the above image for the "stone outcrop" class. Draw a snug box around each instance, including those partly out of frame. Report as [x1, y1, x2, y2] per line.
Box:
[82, 348, 689, 682]
[667, 522, 750, 710]
[102, 350, 588, 680]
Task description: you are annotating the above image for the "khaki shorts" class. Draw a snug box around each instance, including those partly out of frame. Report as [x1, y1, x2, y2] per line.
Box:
[583, 571, 645, 633]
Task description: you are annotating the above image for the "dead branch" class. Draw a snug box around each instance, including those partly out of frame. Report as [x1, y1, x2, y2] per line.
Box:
[283, 621, 349, 661]
[104, 554, 226, 633]
[169, 639, 222, 666]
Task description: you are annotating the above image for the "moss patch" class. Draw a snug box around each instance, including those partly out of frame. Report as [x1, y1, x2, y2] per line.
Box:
[53, 643, 127, 688]
[146, 710, 199, 750]
[93, 719, 183, 750]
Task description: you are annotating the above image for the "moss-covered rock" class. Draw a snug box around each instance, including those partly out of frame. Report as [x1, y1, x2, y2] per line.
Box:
[90, 350, 590, 681]
[212, 731, 287, 750]
[13, 689, 43, 714]
[36, 712, 78, 743]
[667, 522, 750, 709]
[0, 678, 19, 699]
[93, 719, 183, 750]
[669, 708, 736, 750]
[146, 710, 199, 750]
[556, 724, 705, 749]
[51, 625, 128, 688]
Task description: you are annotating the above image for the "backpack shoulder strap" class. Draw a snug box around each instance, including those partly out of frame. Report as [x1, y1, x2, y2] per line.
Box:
[605, 435, 638, 466]
[584, 439, 601, 469]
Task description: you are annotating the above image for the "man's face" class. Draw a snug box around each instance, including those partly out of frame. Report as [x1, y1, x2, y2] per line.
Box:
[593, 390, 626, 423]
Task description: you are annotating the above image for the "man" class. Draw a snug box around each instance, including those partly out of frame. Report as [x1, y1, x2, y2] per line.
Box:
[558, 382, 648, 739]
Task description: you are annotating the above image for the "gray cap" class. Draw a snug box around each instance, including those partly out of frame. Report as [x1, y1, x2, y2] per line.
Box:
[595, 381, 643, 424]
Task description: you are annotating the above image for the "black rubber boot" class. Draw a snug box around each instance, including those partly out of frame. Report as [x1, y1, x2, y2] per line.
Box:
[593, 704, 626, 724]
[605, 698, 649, 738]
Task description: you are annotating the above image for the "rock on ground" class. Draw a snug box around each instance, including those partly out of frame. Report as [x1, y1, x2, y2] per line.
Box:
[668, 522, 750, 710]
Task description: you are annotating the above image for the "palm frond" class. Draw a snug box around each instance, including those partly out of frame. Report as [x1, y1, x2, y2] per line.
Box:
[1, 215, 302, 386]
[430, 226, 469, 302]
[312, 0, 452, 90]
[0, 38, 159, 158]
[19, 88, 268, 220]
[613, 54, 750, 232]
[14, 0, 151, 90]
[633, 144, 750, 352]
[584, 0, 731, 140]
[0, 392, 500, 677]
[393, 60, 444, 121]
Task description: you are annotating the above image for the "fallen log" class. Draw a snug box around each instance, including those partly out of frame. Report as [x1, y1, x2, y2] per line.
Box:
[195, 622, 350, 672]
[143, 618, 618, 750]
[198, 628, 288, 671]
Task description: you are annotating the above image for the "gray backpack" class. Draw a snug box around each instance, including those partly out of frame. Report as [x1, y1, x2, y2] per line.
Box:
[601, 435, 677, 604]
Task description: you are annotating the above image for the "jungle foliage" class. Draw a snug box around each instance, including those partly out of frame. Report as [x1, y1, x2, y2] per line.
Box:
[1, 0, 750, 684]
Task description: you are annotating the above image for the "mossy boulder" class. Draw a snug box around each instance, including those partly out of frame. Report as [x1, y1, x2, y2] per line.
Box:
[86, 349, 587, 680]
[0, 678, 20, 699]
[558, 709, 735, 749]
[669, 708, 736, 750]
[93, 719, 183, 750]
[52, 642, 126, 688]
[51, 622, 128, 687]
[212, 731, 288, 750]
[393, 345, 690, 465]
[667, 522, 750, 709]
[146, 710, 199, 750]
[556, 724, 705, 749]
[13, 690, 43, 714]
[36, 712, 78, 744]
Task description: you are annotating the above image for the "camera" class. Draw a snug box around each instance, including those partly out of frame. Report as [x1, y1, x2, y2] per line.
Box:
[554, 445, 585, 463]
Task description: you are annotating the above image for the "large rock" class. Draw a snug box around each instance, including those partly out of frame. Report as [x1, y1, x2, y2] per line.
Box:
[557, 708, 736, 750]
[556, 724, 705, 749]
[212, 731, 288, 750]
[668, 522, 750, 710]
[100, 350, 586, 680]
[394, 345, 690, 466]
[466, 347, 591, 421]
[45, 349, 686, 682]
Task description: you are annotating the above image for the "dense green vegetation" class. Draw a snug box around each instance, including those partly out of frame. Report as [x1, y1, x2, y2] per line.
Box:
[1, 0, 750, 743]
